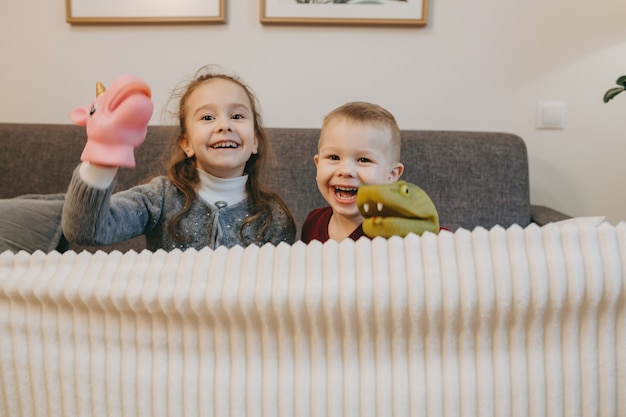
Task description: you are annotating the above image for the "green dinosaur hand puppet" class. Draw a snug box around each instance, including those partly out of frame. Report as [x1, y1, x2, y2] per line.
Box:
[356, 180, 440, 238]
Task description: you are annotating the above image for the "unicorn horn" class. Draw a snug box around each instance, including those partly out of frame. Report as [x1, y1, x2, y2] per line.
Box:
[96, 81, 106, 97]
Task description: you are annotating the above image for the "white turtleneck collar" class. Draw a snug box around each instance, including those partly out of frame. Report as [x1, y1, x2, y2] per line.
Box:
[197, 169, 248, 208]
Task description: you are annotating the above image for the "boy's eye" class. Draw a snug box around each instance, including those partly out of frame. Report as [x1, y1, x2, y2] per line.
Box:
[201, 115, 214, 121]
[329, 155, 340, 161]
[358, 157, 371, 163]
[232, 113, 244, 120]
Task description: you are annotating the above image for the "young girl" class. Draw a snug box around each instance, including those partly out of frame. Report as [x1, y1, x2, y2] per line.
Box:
[62, 66, 296, 251]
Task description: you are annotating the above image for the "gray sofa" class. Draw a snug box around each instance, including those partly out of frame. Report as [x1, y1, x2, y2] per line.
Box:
[0, 123, 569, 253]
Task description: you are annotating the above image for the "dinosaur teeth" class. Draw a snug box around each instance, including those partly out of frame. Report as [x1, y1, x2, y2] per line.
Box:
[362, 202, 384, 214]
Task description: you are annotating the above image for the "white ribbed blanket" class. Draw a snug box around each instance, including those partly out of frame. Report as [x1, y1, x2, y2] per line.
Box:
[1, 223, 624, 417]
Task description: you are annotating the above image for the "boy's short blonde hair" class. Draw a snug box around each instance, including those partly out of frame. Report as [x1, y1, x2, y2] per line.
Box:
[321, 101, 402, 163]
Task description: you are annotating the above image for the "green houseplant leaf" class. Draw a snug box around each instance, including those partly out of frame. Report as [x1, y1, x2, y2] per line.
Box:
[604, 75, 626, 103]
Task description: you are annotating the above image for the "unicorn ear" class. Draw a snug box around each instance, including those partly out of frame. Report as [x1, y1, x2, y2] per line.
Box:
[96, 81, 106, 97]
[69, 107, 89, 126]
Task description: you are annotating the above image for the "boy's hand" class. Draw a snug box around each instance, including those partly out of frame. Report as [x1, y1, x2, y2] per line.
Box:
[70, 75, 153, 168]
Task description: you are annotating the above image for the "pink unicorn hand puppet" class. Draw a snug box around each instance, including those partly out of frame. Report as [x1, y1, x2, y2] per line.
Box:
[70, 75, 153, 168]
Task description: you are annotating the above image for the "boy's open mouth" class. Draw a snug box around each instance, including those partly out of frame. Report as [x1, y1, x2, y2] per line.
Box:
[334, 186, 358, 201]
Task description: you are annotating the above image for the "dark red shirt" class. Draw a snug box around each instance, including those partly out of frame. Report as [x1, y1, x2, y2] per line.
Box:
[301, 207, 365, 244]
[301, 206, 450, 243]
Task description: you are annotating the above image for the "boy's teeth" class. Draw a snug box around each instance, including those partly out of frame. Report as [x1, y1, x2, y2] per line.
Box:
[334, 186, 358, 200]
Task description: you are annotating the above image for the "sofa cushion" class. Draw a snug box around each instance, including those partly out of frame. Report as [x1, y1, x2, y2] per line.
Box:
[0, 194, 65, 253]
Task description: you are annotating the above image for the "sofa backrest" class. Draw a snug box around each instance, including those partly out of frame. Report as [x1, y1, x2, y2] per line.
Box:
[263, 128, 531, 234]
[0, 123, 531, 243]
[0, 124, 173, 199]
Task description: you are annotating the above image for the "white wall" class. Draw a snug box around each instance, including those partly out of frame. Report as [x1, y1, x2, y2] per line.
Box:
[1, 0, 625, 224]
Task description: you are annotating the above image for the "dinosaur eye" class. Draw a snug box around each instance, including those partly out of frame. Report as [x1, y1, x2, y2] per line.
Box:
[89, 104, 97, 116]
[400, 184, 410, 196]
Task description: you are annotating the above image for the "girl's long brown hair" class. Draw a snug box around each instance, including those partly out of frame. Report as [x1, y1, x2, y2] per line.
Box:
[165, 65, 295, 243]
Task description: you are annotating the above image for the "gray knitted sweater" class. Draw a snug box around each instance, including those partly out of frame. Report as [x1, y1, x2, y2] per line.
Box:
[62, 167, 296, 251]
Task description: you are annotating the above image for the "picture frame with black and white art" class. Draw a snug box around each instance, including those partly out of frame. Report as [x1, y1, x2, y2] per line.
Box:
[260, 0, 427, 26]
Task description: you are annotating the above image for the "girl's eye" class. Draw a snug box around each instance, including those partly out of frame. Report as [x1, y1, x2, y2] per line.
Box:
[202, 115, 214, 121]
[358, 157, 371, 163]
[329, 155, 339, 161]
[232, 114, 244, 120]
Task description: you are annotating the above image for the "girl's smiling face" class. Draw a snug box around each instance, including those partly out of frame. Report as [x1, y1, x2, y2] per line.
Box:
[180, 78, 258, 178]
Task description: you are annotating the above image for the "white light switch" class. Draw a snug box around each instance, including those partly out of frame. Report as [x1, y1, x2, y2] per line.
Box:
[536, 101, 566, 129]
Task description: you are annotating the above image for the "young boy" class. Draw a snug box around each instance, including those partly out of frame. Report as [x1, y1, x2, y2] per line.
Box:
[301, 101, 404, 243]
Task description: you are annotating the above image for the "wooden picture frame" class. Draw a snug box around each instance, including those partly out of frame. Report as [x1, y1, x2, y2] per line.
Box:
[66, 0, 225, 24]
[260, 0, 427, 26]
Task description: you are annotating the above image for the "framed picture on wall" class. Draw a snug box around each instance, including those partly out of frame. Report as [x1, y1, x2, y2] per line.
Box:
[260, 0, 427, 26]
[66, 0, 225, 24]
